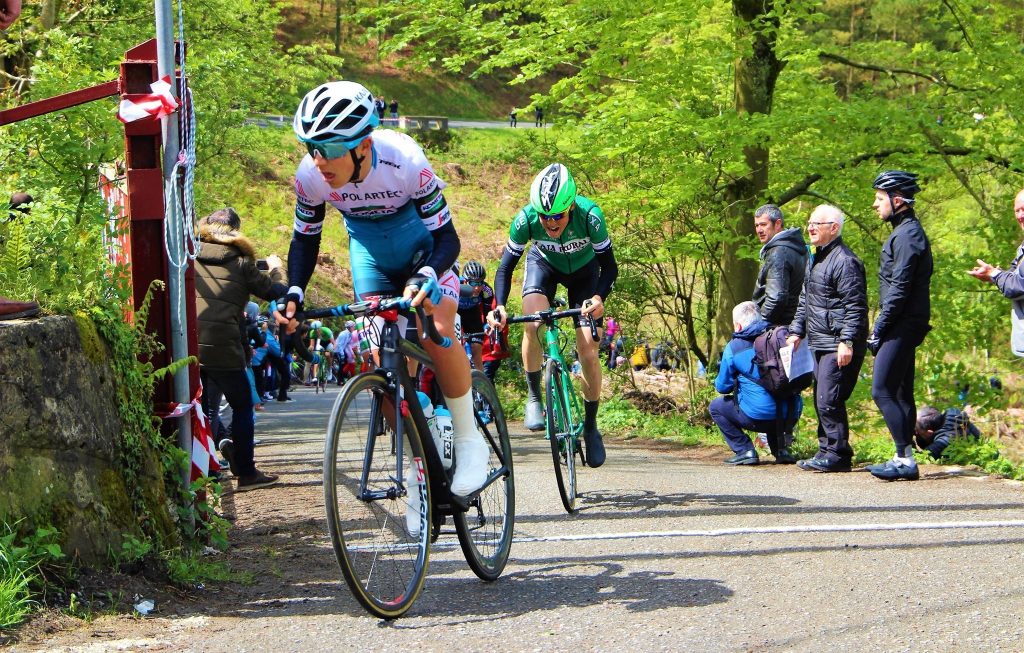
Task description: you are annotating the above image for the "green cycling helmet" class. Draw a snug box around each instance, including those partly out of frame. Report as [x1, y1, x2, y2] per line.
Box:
[530, 163, 577, 215]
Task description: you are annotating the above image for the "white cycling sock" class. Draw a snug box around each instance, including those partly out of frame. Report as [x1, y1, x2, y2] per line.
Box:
[444, 390, 478, 440]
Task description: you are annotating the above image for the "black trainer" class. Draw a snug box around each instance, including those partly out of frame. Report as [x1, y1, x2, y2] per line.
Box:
[725, 450, 759, 465]
[236, 470, 278, 492]
[218, 439, 237, 476]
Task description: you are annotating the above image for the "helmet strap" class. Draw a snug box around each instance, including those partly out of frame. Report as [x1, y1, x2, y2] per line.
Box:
[348, 149, 365, 184]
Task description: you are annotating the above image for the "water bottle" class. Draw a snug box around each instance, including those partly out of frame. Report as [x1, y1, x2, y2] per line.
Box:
[434, 406, 454, 470]
[416, 391, 438, 442]
[415, 390, 448, 468]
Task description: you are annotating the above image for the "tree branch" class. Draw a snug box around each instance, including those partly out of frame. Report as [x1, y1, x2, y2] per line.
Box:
[818, 52, 977, 92]
[772, 146, 1019, 207]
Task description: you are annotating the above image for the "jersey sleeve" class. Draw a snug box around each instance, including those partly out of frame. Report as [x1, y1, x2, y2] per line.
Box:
[506, 209, 532, 256]
[586, 204, 612, 253]
[403, 138, 451, 232]
[293, 157, 328, 237]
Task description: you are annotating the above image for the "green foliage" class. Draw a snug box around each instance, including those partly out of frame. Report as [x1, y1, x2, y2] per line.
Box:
[164, 551, 253, 587]
[0, 523, 65, 629]
[937, 436, 1024, 481]
[111, 534, 153, 570]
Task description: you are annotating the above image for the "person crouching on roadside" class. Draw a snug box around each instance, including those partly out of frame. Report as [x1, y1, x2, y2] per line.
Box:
[196, 208, 288, 491]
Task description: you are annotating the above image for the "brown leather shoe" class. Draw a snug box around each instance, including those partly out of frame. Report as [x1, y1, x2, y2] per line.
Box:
[0, 297, 39, 320]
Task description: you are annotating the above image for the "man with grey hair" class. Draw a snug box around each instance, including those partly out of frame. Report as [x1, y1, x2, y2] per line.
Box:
[787, 204, 868, 472]
[709, 301, 802, 465]
[752, 204, 808, 325]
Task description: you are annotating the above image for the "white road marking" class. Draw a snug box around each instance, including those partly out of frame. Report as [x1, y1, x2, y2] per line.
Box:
[509, 519, 1024, 544]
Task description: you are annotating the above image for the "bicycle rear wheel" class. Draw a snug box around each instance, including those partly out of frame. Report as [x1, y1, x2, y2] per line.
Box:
[323, 373, 431, 619]
[454, 370, 515, 581]
[544, 359, 578, 513]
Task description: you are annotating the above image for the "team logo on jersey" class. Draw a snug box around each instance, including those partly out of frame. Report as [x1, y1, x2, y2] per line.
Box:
[295, 180, 312, 203]
[294, 218, 323, 235]
[296, 205, 316, 219]
[418, 168, 435, 189]
[589, 211, 603, 232]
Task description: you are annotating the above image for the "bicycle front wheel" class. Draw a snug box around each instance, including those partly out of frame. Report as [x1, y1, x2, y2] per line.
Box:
[323, 373, 431, 619]
[454, 370, 515, 581]
[544, 359, 578, 513]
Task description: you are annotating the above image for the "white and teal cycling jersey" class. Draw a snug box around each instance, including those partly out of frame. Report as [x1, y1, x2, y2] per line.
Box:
[291, 129, 458, 298]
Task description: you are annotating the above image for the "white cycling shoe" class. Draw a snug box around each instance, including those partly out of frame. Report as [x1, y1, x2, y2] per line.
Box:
[449, 429, 491, 497]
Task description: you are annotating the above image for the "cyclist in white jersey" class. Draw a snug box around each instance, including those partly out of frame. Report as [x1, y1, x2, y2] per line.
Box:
[284, 80, 488, 498]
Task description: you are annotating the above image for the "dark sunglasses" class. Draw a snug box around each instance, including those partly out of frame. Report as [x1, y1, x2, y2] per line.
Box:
[467, 280, 483, 287]
[539, 211, 566, 221]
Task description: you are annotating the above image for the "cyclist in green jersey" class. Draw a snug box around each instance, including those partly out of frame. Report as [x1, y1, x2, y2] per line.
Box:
[489, 163, 619, 467]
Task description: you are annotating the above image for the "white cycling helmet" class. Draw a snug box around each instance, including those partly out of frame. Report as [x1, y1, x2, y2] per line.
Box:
[310, 320, 323, 330]
[293, 81, 380, 148]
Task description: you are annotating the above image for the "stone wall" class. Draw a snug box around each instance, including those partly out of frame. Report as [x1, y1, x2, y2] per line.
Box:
[0, 315, 172, 564]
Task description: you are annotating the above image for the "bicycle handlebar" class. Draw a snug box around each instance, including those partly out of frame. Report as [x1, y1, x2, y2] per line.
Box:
[506, 308, 599, 340]
[288, 298, 452, 348]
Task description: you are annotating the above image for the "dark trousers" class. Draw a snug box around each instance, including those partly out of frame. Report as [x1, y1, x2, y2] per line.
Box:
[265, 352, 290, 400]
[871, 329, 924, 453]
[708, 396, 781, 455]
[201, 368, 256, 476]
[813, 349, 865, 463]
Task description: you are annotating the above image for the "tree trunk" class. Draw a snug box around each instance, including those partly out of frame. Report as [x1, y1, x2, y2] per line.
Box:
[714, 0, 784, 354]
[334, 0, 342, 54]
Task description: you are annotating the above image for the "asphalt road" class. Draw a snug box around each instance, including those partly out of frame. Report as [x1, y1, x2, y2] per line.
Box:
[23, 383, 1024, 653]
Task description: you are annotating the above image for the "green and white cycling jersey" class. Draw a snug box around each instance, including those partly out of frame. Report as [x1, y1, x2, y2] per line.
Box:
[506, 196, 612, 275]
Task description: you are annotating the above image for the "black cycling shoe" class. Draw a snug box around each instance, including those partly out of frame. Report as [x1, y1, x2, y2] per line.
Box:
[868, 458, 920, 481]
[583, 428, 606, 468]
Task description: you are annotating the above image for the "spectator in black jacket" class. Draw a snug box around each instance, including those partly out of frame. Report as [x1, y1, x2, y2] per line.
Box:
[915, 406, 981, 459]
[787, 204, 868, 472]
[866, 171, 934, 482]
[968, 188, 1024, 357]
[752, 204, 808, 325]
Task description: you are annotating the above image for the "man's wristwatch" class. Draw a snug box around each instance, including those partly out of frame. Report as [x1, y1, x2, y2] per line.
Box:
[840, 339, 854, 349]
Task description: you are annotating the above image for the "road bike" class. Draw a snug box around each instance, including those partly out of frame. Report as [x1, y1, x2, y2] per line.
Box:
[295, 295, 515, 619]
[507, 304, 597, 514]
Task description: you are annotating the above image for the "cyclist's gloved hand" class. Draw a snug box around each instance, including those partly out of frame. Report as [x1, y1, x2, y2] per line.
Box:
[488, 305, 507, 329]
[405, 267, 442, 311]
[285, 286, 304, 319]
[581, 295, 605, 319]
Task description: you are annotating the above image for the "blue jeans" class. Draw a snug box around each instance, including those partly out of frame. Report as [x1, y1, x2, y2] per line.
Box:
[708, 396, 780, 455]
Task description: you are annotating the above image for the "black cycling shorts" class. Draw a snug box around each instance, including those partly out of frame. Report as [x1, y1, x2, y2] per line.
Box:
[522, 249, 604, 329]
[458, 307, 485, 344]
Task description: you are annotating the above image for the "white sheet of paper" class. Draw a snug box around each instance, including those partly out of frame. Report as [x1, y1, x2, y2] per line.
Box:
[788, 342, 815, 378]
[780, 344, 794, 378]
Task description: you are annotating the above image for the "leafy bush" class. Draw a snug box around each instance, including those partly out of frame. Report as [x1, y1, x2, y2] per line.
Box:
[0, 524, 65, 629]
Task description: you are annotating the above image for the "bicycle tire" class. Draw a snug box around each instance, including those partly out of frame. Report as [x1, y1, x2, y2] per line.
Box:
[323, 373, 431, 619]
[544, 359, 578, 513]
[453, 370, 515, 581]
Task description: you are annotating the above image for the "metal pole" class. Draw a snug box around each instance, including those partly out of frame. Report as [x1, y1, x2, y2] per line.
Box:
[155, 0, 192, 492]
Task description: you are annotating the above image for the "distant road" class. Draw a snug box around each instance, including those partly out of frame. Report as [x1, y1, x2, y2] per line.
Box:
[246, 115, 548, 130]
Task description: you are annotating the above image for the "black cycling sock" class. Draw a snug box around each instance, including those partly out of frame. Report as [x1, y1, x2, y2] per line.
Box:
[584, 400, 599, 432]
[526, 370, 542, 402]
